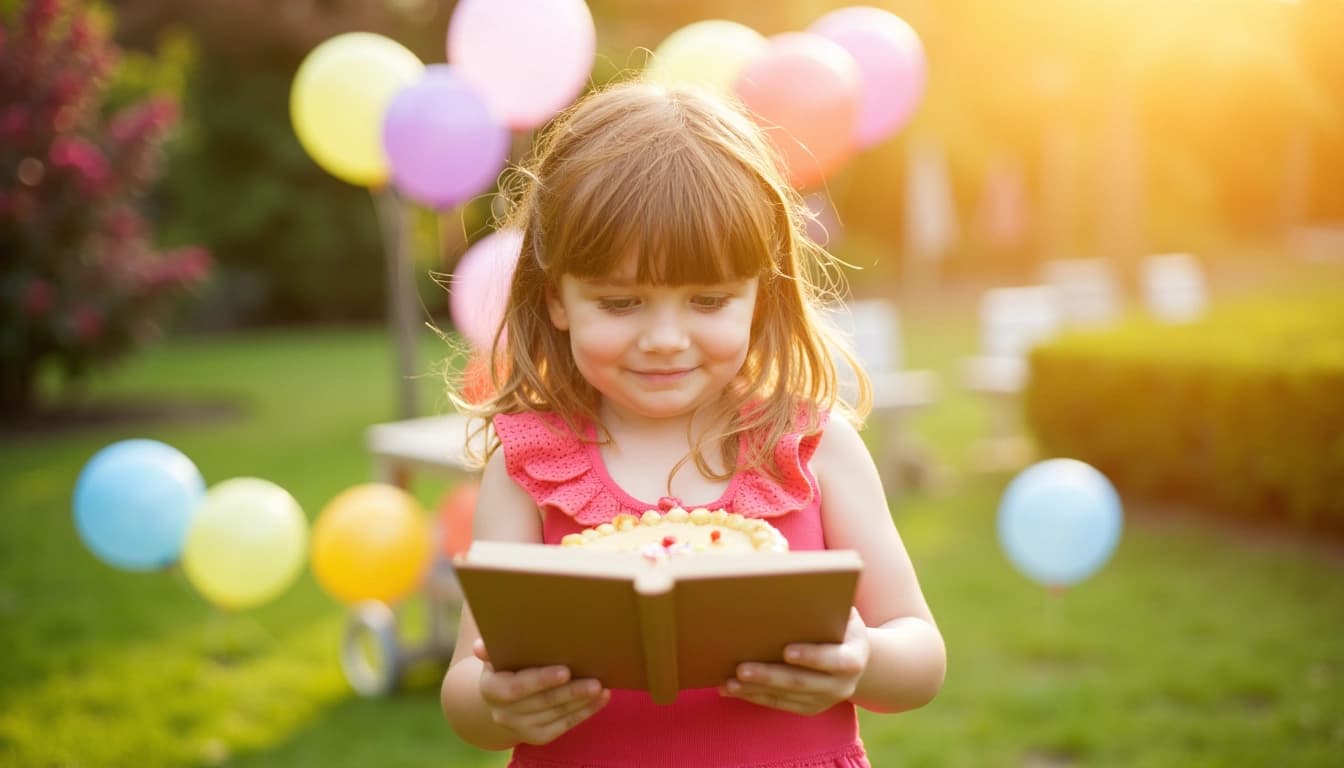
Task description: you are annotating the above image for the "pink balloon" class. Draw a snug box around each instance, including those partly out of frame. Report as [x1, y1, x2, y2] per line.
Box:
[450, 229, 523, 352]
[733, 33, 860, 189]
[810, 6, 927, 149]
[804, 192, 843, 248]
[447, 0, 596, 131]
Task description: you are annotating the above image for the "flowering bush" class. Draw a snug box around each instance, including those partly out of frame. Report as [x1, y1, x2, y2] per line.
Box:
[0, 0, 211, 418]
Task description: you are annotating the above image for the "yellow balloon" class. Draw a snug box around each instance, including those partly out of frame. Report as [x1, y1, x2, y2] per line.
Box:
[646, 20, 768, 97]
[182, 478, 308, 611]
[311, 483, 431, 605]
[290, 32, 424, 187]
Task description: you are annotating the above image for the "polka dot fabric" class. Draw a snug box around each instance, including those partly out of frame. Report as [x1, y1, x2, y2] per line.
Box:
[493, 409, 828, 527]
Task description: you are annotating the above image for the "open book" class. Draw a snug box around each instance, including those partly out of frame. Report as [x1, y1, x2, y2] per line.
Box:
[454, 541, 862, 705]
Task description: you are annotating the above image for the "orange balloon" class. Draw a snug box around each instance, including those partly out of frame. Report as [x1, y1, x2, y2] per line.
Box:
[733, 32, 860, 189]
[311, 483, 431, 605]
[437, 482, 478, 557]
[461, 353, 497, 405]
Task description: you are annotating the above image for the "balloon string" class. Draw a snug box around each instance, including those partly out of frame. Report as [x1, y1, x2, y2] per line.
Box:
[1038, 584, 1067, 652]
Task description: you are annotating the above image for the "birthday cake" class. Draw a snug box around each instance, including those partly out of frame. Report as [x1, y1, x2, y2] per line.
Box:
[560, 507, 788, 559]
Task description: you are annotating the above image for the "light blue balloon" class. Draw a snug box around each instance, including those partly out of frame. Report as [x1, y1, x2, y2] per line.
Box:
[997, 458, 1123, 587]
[73, 439, 206, 571]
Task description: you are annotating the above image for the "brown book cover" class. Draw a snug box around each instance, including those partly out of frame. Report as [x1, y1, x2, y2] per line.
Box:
[454, 541, 862, 704]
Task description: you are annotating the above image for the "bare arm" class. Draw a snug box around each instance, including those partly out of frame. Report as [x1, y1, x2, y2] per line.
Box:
[440, 451, 610, 749]
[816, 416, 945, 713]
[720, 416, 945, 715]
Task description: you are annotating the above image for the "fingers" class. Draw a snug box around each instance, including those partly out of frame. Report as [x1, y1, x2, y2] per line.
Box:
[780, 611, 870, 675]
[720, 677, 836, 716]
[503, 677, 604, 716]
[731, 661, 855, 698]
[480, 665, 571, 705]
[720, 626, 870, 716]
[778, 641, 867, 676]
[503, 688, 611, 745]
[479, 665, 610, 746]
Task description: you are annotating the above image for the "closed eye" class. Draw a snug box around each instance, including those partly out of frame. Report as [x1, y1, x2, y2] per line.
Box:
[597, 297, 641, 314]
[690, 294, 730, 311]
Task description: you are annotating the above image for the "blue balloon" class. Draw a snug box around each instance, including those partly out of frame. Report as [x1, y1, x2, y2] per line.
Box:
[997, 458, 1123, 587]
[73, 439, 206, 571]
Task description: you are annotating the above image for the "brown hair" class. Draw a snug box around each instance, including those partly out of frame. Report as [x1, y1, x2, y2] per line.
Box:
[457, 80, 869, 482]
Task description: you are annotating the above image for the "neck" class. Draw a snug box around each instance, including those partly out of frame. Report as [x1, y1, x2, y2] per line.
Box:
[597, 401, 727, 443]
[595, 400, 736, 498]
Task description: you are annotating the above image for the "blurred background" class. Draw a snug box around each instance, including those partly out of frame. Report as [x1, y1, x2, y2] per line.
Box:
[2, 0, 1342, 766]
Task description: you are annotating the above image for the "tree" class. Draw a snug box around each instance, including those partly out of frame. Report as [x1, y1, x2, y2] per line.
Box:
[0, 0, 210, 418]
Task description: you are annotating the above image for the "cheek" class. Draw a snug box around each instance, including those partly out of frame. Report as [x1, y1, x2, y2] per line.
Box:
[567, 321, 628, 364]
[699, 312, 755, 363]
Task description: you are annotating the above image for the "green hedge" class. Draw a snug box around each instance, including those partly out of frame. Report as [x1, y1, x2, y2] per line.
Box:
[1024, 297, 1344, 529]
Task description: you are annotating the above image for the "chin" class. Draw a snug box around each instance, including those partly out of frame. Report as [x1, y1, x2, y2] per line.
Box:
[614, 394, 705, 420]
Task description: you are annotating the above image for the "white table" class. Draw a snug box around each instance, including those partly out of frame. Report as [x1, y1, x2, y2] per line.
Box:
[365, 413, 485, 488]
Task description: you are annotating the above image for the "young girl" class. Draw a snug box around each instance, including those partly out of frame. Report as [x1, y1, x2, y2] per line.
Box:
[440, 81, 945, 768]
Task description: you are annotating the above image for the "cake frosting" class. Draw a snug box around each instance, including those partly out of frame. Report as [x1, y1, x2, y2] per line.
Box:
[560, 507, 788, 558]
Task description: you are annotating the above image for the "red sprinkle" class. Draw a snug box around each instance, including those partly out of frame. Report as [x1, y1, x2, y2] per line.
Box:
[710, 530, 722, 543]
[661, 536, 676, 548]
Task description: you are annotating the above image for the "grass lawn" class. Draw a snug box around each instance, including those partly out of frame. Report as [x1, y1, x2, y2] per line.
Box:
[1, 293, 1341, 766]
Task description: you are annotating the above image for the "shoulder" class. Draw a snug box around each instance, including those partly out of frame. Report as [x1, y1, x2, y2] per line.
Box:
[812, 411, 871, 474]
[475, 449, 544, 542]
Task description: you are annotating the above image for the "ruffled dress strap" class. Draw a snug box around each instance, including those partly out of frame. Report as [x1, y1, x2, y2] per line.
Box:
[494, 408, 830, 529]
[732, 408, 829, 520]
[493, 411, 625, 526]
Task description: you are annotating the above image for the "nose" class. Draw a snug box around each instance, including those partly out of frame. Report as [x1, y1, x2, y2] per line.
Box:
[638, 305, 690, 353]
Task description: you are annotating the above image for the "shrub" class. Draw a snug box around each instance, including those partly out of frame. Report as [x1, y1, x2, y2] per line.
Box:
[1024, 297, 1344, 529]
[0, 0, 210, 418]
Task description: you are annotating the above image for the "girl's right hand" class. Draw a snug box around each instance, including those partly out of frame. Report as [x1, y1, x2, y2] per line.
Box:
[474, 639, 611, 745]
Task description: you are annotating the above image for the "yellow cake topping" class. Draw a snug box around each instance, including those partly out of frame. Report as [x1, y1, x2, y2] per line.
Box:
[560, 507, 788, 555]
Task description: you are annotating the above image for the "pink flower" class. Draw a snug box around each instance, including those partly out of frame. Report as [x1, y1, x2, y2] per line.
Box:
[0, 105, 29, 142]
[71, 306, 103, 342]
[21, 279, 56, 318]
[49, 135, 110, 194]
[173, 246, 212, 284]
[105, 208, 143, 240]
[50, 73, 82, 110]
[108, 99, 177, 148]
[64, 13, 91, 51]
[23, 0, 59, 39]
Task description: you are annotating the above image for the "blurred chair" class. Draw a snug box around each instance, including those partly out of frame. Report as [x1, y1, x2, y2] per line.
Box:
[827, 298, 940, 490]
[1141, 252, 1208, 323]
[1041, 257, 1122, 328]
[961, 285, 1062, 471]
[1288, 224, 1344, 265]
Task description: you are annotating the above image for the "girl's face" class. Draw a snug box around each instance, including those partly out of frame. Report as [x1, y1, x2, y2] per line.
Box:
[546, 257, 758, 425]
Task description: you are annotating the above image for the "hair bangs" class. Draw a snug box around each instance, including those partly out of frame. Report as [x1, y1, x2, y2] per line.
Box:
[546, 125, 778, 287]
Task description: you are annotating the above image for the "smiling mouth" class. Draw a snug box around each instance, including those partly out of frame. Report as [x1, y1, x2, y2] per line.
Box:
[630, 368, 695, 384]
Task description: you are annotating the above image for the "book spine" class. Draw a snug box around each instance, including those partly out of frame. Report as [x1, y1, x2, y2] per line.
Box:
[634, 573, 678, 705]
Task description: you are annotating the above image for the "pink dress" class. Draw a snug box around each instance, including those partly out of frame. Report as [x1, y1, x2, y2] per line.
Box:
[493, 411, 870, 768]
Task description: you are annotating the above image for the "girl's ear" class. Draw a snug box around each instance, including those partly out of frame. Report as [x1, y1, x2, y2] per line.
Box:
[545, 282, 570, 331]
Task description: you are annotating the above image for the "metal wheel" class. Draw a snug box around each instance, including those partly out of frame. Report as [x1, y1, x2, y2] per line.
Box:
[340, 600, 403, 697]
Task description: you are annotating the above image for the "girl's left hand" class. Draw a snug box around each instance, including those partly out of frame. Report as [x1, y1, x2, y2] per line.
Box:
[719, 608, 869, 716]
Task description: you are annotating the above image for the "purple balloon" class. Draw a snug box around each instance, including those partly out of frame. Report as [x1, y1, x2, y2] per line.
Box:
[382, 67, 509, 209]
[810, 6, 927, 149]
